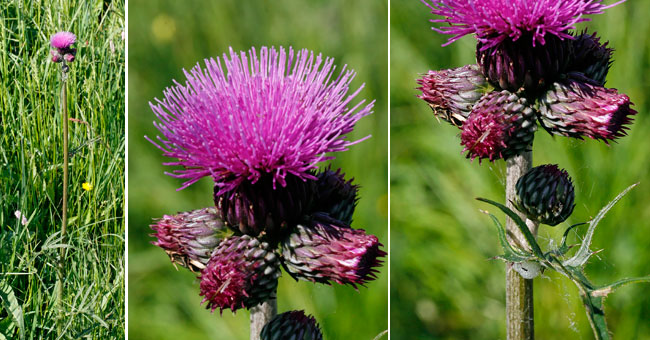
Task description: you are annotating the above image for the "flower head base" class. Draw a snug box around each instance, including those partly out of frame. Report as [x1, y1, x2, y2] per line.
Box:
[214, 174, 315, 239]
[281, 214, 386, 287]
[50, 31, 76, 64]
[514, 164, 575, 226]
[477, 34, 571, 93]
[151, 207, 230, 272]
[424, 0, 623, 49]
[148, 46, 373, 194]
[261, 310, 323, 340]
[416, 64, 488, 127]
[539, 76, 636, 141]
[313, 167, 359, 225]
[460, 91, 537, 161]
[199, 235, 280, 313]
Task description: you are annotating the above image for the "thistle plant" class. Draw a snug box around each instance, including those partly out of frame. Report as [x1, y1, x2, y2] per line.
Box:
[417, 0, 647, 338]
[148, 46, 386, 339]
[50, 30, 76, 328]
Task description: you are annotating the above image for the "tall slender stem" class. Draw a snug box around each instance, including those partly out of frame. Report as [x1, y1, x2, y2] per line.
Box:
[505, 152, 536, 340]
[56, 66, 69, 327]
[249, 284, 277, 340]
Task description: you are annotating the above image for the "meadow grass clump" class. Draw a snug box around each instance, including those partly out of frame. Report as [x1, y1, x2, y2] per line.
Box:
[0, 0, 125, 338]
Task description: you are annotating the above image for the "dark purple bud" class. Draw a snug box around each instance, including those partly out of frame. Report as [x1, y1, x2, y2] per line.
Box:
[460, 90, 537, 162]
[314, 167, 358, 225]
[567, 30, 613, 86]
[416, 64, 488, 127]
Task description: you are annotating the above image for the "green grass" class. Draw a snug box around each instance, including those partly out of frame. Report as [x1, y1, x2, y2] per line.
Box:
[0, 0, 125, 338]
[391, 1, 650, 339]
[127, 0, 387, 339]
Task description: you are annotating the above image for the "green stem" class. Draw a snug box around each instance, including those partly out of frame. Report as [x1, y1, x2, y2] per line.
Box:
[56, 65, 69, 332]
[505, 152, 536, 340]
[249, 282, 277, 340]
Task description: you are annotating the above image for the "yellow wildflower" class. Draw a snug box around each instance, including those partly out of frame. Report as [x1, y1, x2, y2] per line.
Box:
[82, 182, 93, 191]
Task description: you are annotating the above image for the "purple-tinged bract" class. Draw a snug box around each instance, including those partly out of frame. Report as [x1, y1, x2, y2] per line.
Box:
[150, 207, 230, 272]
[50, 31, 76, 49]
[199, 235, 280, 313]
[539, 76, 636, 141]
[261, 310, 323, 340]
[424, 0, 624, 49]
[281, 213, 386, 287]
[214, 174, 315, 239]
[416, 64, 487, 127]
[460, 91, 537, 161]
[148, 46, 374, 194]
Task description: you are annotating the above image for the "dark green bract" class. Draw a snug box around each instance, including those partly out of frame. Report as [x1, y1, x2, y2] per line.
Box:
[514, 164, 575, 226]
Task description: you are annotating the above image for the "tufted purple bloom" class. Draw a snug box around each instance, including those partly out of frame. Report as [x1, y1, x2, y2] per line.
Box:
[50, 31, 76, 49]
[423, 0, 624, 49]
[147, 46, 374, 194]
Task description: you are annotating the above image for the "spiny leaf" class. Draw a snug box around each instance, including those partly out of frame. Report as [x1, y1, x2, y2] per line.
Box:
[563, 183, 638, 268]
[479, 209, 533, 262]
[551, 222, 588, 257]
[0, 279, 24, 340]
[477, 198, 544, 258]
[592, 276, 650, 297]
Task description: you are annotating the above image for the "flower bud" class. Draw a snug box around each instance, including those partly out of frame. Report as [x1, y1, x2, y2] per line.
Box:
[313, 167, 358, 225]
[460, 90, 537, 161]
[567, 31, 612, 86]
[514, 164, 575, 226]
[417, 64, 488, 127]
[199, 235, 281, 313]
[150, 207, 230, 272]
[539, 76, 636, 141]
[261, 310, 323, 340]
[281, 213, 386, 287]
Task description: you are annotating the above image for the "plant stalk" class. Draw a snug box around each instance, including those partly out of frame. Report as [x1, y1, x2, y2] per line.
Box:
[56, 65, 69, 327]
[505, 152, 537, 340]
[249, 284, 277, 340]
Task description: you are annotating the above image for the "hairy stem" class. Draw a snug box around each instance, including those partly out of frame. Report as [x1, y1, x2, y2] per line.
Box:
[250, 285, 277, 340]
[506, 152, 537, 340]
[56, 67, 69, 331]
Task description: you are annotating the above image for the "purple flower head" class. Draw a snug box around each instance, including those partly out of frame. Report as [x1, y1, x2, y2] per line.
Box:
[424, 0, 624, 49]
[148, 46, 374, 194]
[50, 31, 76, 49]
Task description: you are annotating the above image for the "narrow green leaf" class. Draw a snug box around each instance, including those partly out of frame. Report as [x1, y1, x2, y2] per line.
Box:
[553, 222, 588, 257]
[564, 183, 638, 268]
[477, 198, 544, 258]
[592, 276, 650, 297]
[0, 280, 24, 340]
[481, 209, 532, 260]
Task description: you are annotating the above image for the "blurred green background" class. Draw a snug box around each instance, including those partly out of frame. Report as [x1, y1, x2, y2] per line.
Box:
[391, 1, 650, 339]
[128, 0, 387, 339]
